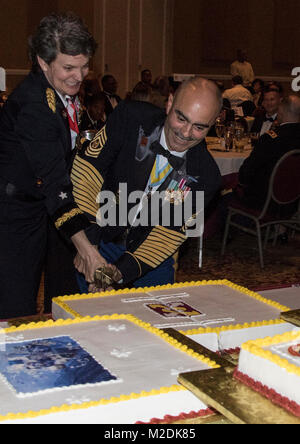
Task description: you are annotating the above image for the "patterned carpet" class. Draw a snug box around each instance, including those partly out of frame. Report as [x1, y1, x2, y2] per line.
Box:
[5, 231, 300, 327]
[177, 231, 300, 290]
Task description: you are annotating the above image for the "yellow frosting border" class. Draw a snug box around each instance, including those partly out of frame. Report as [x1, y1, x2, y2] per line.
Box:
[241, 330, 300, 377]
[182, 319, 286, 337]
[0, 314, 219, 423]
[53, 279, 291, 329]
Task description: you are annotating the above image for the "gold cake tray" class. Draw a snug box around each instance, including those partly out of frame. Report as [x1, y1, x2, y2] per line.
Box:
[178, 367, 300, 424]
[281, 309, 300, 327]
[164, 328, 236, 370]
[165, 329, 233, 424]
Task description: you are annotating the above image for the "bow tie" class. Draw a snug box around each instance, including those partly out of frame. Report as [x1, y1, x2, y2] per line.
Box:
[105, 92, 116, 99]
[150, 141, 185, 171]
[264, 116, 275, 123]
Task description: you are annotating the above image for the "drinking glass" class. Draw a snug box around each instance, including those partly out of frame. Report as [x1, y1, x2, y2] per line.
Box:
[224, 129, 234, 151]
[235, 137, 247, 153]
[215, 120, 225, 144]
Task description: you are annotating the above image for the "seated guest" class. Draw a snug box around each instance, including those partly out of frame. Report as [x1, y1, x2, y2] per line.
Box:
[223, 75, 253, 109]
[238, 95, 300, 209]
[151, 76, 170, 109]
[130, 83, 153, 103]
[266, 80, 283, 94]
[131, 69, 154, 99]
[0, 91, 8, 113]
[251, 87, 282, 136]
[141, 68, 153, 88]
[168, 76, 181, 95]
[79, 75, 102, 107]
[80, 93, 106, 132]
[101, 74, 121, 117]
[252, 78, 265, 107]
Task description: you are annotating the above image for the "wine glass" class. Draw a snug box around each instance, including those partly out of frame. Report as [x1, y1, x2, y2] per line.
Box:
[215, 118, 225, 144]
[234, 125, 245, 152]
[235, 137, 247, 153]
[224, 128, 234, 151]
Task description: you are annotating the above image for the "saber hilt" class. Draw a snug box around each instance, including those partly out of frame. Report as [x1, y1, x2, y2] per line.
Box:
[94, 266, 115, 290]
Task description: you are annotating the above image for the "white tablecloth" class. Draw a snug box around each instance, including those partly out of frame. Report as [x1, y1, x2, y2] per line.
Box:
[206, 137, 251, 176]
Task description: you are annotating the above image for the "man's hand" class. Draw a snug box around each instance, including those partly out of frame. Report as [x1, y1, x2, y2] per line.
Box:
[71, 231, 107, 283]
[88, 264, 123, 293]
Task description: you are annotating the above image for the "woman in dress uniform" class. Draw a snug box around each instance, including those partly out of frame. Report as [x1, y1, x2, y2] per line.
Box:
[0, 13, 107, 318]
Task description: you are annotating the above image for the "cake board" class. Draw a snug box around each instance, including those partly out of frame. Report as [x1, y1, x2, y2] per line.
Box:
[281, 309, 300, 327]
[178, 367, 300, 425]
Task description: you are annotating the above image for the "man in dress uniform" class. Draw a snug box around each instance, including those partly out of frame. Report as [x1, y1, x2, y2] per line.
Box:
[0, 13, 107, 318]
[72, 77, 223, 293]
[238, 95, 300, 209]
[251, 87, 283, 136]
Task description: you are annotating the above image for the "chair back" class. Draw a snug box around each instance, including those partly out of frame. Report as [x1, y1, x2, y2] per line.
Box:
[257, 149, 300, 219]
[271, 149, 300, 205]
[240, 100, 256, 117]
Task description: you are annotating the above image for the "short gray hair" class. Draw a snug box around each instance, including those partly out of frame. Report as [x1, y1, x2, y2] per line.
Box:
[29, 12, 97, 71]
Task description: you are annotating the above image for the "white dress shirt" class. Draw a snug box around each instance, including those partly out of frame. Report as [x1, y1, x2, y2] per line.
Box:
[130, 129, 186, 226]
[223, 84, 253, 108]
[230, 60, 255, 86]
[260, 114, 277, 136]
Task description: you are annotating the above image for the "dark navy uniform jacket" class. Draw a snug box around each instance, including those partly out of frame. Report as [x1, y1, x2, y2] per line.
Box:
[239, 123, 300, 207]
[0, 70, 90, 239]
[72, 100, 221, 284]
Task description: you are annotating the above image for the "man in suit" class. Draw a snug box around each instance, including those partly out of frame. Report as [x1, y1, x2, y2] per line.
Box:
[101, 74, 121, 118]
[0, 13, 107, 318]
[238, 95, 300, 208]
[251, 87, 283, 136]
[72, 77, 223, 293]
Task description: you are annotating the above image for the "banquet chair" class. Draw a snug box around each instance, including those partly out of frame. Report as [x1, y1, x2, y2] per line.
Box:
[240, 100, 256, 117]
[221, 149, 300, 268]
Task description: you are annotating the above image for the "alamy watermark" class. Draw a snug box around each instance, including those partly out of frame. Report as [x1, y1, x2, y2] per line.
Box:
[96, 183, 204, 238]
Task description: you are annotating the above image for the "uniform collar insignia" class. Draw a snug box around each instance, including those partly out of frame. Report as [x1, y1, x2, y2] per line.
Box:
[46, 88, 56, 113]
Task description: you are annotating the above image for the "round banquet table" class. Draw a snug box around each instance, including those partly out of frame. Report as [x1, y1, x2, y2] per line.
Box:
[206, 137, 251, 177]
[203, 137, 253, 240]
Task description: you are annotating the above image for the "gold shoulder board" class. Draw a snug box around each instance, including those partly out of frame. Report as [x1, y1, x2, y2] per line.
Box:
[46, 88, 56, 113]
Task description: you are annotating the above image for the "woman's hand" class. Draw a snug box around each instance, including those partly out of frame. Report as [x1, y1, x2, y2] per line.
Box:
[71, 231, 107, 283]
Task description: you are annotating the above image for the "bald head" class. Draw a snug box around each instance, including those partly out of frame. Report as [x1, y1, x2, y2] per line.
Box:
[164, 77, 223, 153]
[175, 77, 223, 114]
[277, 95, 300, 124]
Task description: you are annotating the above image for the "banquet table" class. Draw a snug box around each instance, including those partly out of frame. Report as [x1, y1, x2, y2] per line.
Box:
[202, 137, 252, 240]
[206, 137, 251, 177]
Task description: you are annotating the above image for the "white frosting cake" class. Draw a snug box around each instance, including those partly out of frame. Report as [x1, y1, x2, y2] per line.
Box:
[0, 315, 217, 424]
[258, 286, 300, 310]
[235, 331, 300, 417]
[184, 322, 298, 353]
[52, 280, 290, 331]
